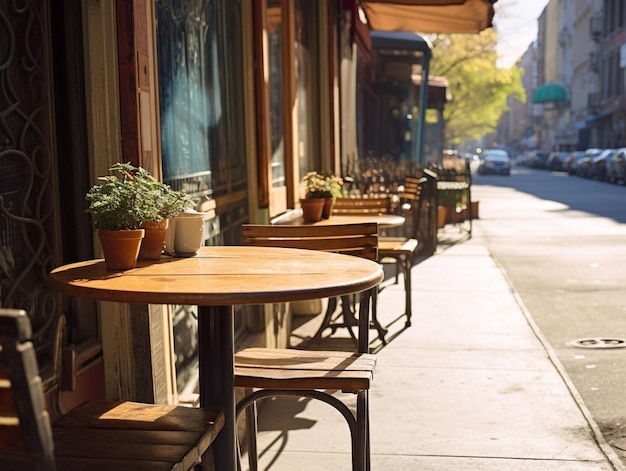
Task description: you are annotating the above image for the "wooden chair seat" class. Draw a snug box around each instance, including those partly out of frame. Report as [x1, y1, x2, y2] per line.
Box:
[378, 237, 418, 255]
[235, 348, 376, 390]
[0, 309, 224, 471]
[53, 401, 223, 470]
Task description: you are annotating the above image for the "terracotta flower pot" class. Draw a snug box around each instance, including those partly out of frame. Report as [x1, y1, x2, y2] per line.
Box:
[300, 198, 324, 223]
[321, 198, 335, 219]
[470, 201, 479, 219]
[437, 205, 447, 229]
[138, 219, 169, 261]
[98, 229, 145, 270]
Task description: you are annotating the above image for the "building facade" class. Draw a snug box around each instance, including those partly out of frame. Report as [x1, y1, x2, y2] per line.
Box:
[0, 0, 373, 409]
[501, 0, 626, 154]
[3, 0, 486, 410]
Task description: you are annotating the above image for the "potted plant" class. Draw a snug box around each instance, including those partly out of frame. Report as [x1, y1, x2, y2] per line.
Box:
[300, 172, 343, 221]
[85, 162, 192, 268]
[300, 172, 327, 222]
[322, 174, 343, 218]
[133, 168, 193, 260]
[85, 163, 149, 269]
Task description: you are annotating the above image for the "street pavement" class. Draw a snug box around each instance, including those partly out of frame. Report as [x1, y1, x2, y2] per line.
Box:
[244, 206, 625, 470]
[470, 168, 626, 466]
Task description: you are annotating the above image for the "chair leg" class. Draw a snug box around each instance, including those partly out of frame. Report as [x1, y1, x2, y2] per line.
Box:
[245, 399, 259, 471]
[353, 390, 369, 471]
[198, 448, 216, 471]
[309, 294, 367, 346]
[239, 389, 367, 471]
[307, 296, 338, 344]
[403, 256, 412, 327]
[368, 288, 387, 345]
[235, 386, 259, 471]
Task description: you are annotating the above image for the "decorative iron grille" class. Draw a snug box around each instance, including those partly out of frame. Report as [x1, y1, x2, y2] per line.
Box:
[0, 2, 62, 377]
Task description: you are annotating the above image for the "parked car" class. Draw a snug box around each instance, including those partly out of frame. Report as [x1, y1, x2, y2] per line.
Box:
[577, 148, 603, 178]
[563, 151, 585, 175]
[606, 148, 626, 184]
[547, 151, 569, 171]
[516, 152, 530, 166]
[477, 149, 511, 175]
[524, 151, 550, 169]
[590, 149, 617, 181]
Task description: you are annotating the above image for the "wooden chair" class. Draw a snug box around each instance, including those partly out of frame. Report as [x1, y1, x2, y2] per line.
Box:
[332, 195, 394, 215]
[377, 177, 423, 327]
[0, 308, 224, 471]
[333, 192, 419, 328]
[242, 223, 381, 343]
[237, 223, 379, 471]
[395, 176, 424, 241]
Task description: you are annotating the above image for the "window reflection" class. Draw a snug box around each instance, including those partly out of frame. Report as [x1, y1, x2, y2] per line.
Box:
[267, 0, 286, 188]
[155, 0, 247, 204]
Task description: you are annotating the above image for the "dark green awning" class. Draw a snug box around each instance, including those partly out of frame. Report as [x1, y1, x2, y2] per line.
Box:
[532, 83, 568, 104]
[371, 31, 431, 53]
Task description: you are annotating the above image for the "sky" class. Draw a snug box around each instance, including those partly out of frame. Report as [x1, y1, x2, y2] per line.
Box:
[493, 0, 551, 68]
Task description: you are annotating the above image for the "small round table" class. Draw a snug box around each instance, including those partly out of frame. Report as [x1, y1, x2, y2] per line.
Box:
[285, 213, 405, 229]
[48, 246, 383, 471]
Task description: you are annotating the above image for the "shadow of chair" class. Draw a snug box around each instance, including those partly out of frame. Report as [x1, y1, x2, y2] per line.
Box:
[0, 308, 224, 471]
[236, 222, 379, 471]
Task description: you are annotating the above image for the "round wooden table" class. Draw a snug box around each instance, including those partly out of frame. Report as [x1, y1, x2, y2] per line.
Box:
[285, 213, 405, 229]
[48, 246, 383, 471]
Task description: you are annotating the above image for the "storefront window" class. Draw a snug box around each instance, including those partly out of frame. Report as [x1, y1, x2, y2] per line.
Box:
[155, 0, 249, 392]
[294, 0, 319, 177]
[267, 0, 286, 189]
[156, 0, 247, 222]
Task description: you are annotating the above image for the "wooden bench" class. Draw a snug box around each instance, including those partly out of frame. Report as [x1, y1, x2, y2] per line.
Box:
[0, 308, 224, 471]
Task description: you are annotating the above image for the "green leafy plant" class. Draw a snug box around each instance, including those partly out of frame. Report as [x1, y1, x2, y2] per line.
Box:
[302, 171, 343, 198]
[85, 162, 193, 230]
[151, 179, 194, 219]
[324, 175, 344, 199]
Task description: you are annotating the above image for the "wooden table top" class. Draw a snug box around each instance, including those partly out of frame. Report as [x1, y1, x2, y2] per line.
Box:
[48, 246, 384, 306]
[284, 213, 405, 228]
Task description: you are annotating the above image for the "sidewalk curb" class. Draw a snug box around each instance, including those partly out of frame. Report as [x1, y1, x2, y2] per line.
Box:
[491, 250, 625, 471]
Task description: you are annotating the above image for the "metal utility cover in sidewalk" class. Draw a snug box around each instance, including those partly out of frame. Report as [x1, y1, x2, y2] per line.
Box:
[567, 337, 626, 349]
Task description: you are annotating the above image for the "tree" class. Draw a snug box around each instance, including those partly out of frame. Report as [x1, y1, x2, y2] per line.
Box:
[427, 29, 525, 148]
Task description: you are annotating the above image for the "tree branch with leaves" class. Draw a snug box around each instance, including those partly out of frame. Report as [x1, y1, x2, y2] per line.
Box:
[427, 30, 525, 148]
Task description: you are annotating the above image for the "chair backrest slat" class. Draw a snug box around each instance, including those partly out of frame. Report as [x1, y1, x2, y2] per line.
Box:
[397, 176, 423, 202]
[242, 223, 378, 261]
[0, 309, 56, 470]
[392, 176, 425, 239]
[332, 196, 392, 215]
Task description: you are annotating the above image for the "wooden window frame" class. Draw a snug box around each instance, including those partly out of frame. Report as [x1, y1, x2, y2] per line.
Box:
[254, 0, 295, 215]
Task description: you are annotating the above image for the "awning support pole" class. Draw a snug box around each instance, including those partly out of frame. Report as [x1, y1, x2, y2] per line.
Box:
[416, 50, 431, 166]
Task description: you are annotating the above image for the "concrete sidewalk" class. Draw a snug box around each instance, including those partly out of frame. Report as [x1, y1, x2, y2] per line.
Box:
[248, 225, 623, 470]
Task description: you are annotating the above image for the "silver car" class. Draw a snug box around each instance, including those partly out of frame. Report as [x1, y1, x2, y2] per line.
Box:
[607, 148, 626, 184]
[478, 150, 511, 175]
